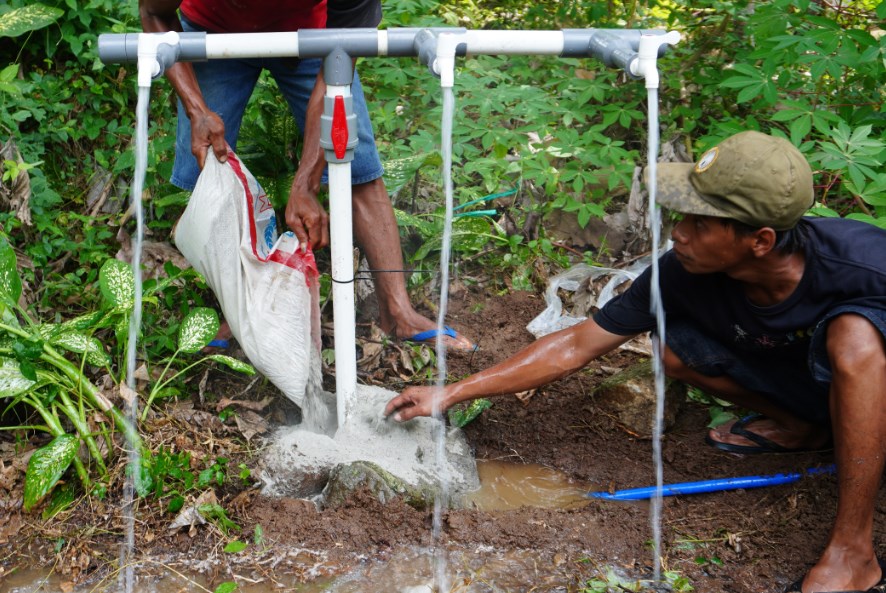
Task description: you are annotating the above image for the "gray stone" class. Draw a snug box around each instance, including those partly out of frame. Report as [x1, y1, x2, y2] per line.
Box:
[593, 360, 685, 437]
[322, 461, 436, 509]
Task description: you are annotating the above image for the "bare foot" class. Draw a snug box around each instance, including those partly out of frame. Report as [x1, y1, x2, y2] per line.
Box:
[389, 317, 476, 352]
[202, 320, 234, 353]
[792, 548, 882, 593]
[708, 415, 830, 453]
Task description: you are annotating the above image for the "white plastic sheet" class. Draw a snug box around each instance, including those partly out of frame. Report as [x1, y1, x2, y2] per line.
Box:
[526, 260, 650, 338]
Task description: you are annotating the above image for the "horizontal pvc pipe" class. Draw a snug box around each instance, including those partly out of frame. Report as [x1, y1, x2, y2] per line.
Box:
[458, 30, 565, 55]
[205, 32, 298, 58]
[589, 465, 835, 501]
[98, 28, 669, 64]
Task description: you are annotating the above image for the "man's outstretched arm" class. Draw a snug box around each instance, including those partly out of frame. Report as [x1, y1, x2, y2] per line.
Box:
[384, 317, 634, 421]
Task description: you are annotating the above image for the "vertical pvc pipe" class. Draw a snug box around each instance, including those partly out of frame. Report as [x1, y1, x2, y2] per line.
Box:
[326, 83, 357, 430]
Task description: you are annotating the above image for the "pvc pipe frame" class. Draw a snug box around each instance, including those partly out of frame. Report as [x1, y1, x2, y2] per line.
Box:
[102, 27, 679, 427]
[589, 465, 836, 501]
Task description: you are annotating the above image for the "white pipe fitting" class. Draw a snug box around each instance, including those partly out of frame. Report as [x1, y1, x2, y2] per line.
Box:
[630, 31, 681, 89]
[137, 31, 180, 88]
[435, 32, 462, 89]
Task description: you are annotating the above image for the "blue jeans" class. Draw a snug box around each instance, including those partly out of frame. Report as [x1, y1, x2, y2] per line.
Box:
[666, 305, 886, 425]
[171, 17, 384, 191]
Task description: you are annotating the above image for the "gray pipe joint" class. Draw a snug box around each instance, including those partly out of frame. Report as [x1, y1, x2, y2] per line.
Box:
[97, 32, 207, 65]
[413, 29, 441, 78]
[587, 31, 640, 78]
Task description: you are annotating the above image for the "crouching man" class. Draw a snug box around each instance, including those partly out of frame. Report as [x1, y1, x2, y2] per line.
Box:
[384, 131, 886, 593]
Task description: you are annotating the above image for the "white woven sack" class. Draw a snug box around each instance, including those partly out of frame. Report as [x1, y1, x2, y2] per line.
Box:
[174, 150, 321, 407]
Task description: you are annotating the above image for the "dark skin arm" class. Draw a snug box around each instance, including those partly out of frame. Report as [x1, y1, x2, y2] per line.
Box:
[139, 0, 333, 250]
[139, 0, 227, 167]
[384, 317, 634, 421]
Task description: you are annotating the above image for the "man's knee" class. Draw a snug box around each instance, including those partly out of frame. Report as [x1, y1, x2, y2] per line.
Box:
[662, 346, 692, 381]
[826, 314, 886, 377]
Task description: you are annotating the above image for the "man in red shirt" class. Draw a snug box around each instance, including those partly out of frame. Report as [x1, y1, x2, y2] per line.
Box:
[140, 0, 474, 350]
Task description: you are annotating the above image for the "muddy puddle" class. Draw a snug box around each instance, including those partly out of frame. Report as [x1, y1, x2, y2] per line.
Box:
[3, 461, 610, 593]
[466, 460, 594, 511]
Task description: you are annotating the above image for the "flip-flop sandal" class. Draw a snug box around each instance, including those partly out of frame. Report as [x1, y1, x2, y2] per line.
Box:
[706, 414, 831, 455]
[404, 325, 477, 352]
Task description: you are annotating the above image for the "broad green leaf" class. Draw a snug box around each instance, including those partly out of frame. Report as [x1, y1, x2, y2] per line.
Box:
[99, 259, 135, 308]
[214, 582, 238, 593]
[178, 308, 219, 354]
[223, 540, 248, 553]
[12, 336, 43, 360]
[789, 116, 811, 145]
[383, 152, 441, 197]
[0, 237, 22, 307]
[50, 332, 112, 368]
[42, 481, 76, 520]
[56, 311, 105, 333]
[206, 355, 255, 375]
[0, 64, 18, 83]
[23, 434, 79, 512]
[0, 356, 35, 397]
[0, 4, 63, 38]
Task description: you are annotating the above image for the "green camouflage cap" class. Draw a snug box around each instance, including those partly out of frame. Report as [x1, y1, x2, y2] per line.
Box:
[655, 131, 814, 230]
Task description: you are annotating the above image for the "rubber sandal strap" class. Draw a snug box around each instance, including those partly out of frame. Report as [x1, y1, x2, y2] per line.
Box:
[730, 414, 792, 453]
[408, 325, 457, 343]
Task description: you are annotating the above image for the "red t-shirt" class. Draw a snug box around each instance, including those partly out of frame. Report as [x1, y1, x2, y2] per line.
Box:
[180, 0, 327, 33]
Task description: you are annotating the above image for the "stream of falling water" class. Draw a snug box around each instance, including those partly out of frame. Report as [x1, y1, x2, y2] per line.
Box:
[119, 83, 149, 593]
[646, 86, 667, 584]
[431, 85, 457, 593]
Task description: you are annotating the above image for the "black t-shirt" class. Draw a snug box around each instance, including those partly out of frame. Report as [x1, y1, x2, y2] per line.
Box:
[594, 217, 886, 362]
[328, 0, 382, 28]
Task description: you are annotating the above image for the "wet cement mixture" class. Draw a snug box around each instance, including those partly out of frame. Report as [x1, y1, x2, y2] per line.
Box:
[1, 286, 880, 593]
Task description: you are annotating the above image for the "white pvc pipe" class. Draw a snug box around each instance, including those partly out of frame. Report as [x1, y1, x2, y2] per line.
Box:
[326, 88, 357, 429]
[200, 30, 568, 59]
[205, 32, 300, 58]
[459, 30, 565, 55]
[329, 160, 356, 429]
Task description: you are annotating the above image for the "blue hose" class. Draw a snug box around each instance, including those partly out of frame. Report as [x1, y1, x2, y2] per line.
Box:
[589, 464, 835, 501]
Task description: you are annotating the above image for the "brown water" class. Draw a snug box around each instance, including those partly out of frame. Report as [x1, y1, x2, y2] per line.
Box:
[466, 460, 593, 511]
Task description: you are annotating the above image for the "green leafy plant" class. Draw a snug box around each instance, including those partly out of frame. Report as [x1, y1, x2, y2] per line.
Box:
[198, 457, 229, 488]
[198, 503, 240, 536]
[0, 238, 144, 508]
[0, 237, 254, 510]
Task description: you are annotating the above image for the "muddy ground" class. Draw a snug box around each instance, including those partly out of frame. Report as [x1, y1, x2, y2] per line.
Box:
[0, 283, 878, 593]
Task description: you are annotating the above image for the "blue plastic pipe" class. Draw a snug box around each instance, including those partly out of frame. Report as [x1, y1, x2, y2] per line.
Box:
[589, 465, 835, 501]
